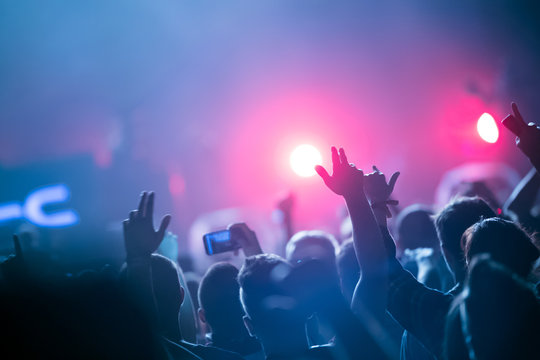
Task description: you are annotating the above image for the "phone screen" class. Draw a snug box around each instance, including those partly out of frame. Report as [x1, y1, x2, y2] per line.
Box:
[203, 230, 240, 255]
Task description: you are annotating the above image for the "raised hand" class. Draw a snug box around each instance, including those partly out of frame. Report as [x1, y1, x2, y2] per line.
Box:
[364, 166, 400, 207]
[316, 147, 390, 325]
[228, 222, 263, 257]
[315, 147, 365, 198]
[123, 192, 171, 260]
[276, 192, 295, 215]
[503, 103, 540, 170]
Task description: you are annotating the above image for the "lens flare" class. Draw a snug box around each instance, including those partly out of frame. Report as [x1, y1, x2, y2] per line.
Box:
[477, 113, 499, 143]
[290, 144, 322, 177]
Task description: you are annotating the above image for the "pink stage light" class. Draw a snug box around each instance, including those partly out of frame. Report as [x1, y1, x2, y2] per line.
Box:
[168, 173, 186, 196]
[290, 144, 322, 177]
[477, 113, 499, 143]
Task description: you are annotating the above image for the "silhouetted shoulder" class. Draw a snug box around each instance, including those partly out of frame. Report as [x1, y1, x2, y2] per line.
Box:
[172, 339, 245, 360]
[307, 344, 336, 359]
[161, 338, 203, 360]
[266, 344, 335, 360]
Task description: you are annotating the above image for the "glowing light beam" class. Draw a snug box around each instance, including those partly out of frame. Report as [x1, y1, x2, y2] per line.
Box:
[477, 113, 499, 143]
[290, 144, 322, 177]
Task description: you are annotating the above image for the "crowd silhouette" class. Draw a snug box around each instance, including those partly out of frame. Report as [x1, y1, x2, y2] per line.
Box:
[0, 103, 539, 359]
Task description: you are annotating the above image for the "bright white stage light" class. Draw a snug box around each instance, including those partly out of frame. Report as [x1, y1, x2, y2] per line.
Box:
[477, 113, 499, 143]
[290, 144, 322, 177]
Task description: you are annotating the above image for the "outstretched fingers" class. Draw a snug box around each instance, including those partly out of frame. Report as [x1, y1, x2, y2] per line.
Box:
[138, 191, 148, 217]
[388, 171, 400, 192]
[156, 215, 172, 240]
[331, 146, 340, 175]
[146, 192, 155, 220]
[512, 102, 523, 122]
[338, 147, 348, 165]
[315, 165, 331, 185]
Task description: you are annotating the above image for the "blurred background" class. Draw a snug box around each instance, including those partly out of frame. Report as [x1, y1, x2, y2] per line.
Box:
[1, 0, 539, 271]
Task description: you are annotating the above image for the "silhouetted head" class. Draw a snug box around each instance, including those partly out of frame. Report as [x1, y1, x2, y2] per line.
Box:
[444, 255, 540, 360]
[454, 180, 500, 211]
[198, 262, 247, 336]
[463, 218, 539, 278]
[395, 204, 438, 255]
[336, 239, 359, 304]
[286, 230, 339, 268]
[120, 254, 185, 342]
[150, 254, 185, 342]
[435, 197, 496, 282]
[238, 254, 308, 355]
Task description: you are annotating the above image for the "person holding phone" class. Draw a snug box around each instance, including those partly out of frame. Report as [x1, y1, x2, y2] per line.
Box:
[199, 223, 264, 359]
[203, 223, 263, 257]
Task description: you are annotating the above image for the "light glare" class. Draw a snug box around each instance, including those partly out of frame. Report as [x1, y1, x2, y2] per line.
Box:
[477, 113, 499, 143]
[290, 144, 322, 177]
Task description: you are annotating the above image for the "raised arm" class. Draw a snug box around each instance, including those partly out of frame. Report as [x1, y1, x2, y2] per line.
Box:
[122, 191, 171, 329]
[502, 102, 540, 172]
[363, 166, 400, 257]
[315, 147, 388, 317]
[353, 165, 455, 358]
[504, 168, 540, 228]
[276, 192, 295, 254]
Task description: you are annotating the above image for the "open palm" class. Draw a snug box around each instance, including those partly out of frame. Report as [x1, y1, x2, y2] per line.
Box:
[123, 191, 171, 260]
[315, 147, 365, 198]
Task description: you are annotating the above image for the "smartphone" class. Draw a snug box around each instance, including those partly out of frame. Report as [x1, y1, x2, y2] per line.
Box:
[203, 229, 241, 255]
[502, 114, 527, 136]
